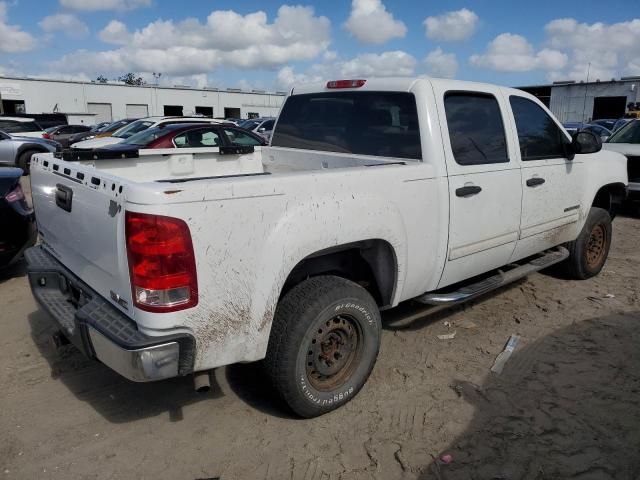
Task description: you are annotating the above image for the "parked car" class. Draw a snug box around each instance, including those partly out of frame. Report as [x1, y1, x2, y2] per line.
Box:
[0, 168, 36, 268]
[590, 119, 617, 131]
[67, 119, 137, 146]
[72, 117, 230, 149]
[238, 117, 276, 142]
[602, 119, 640, 212]
[0, 130, 61, 174]
[43, 124, 92, 148]
[100, 123, 266, 152]
[581, 124, 612, 142]
[0, 117, 45, 138]
[562, 122, 584, 135]
[562, 123, 611, 142]
[26, 77, 626, 418]
[612, 118, 633, 132]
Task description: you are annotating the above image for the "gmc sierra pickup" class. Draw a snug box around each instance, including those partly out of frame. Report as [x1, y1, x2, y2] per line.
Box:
[26, 77, 627, 418]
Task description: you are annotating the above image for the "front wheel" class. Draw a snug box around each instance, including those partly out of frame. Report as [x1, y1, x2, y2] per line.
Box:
[265, 276, 381, 418]
[562, 207, 612, 279]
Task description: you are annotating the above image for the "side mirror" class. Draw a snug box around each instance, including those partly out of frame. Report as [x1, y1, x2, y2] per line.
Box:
[258, 127, 266, 133]
[572, 131, 601, 155]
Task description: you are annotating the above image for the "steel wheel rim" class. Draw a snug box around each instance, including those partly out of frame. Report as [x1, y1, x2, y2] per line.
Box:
[305, 314, 362, 391]
[586, 223, 607, 268]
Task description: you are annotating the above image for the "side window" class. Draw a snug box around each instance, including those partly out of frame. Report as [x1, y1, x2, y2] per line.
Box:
[444, 92, 508, 166]
[224, 128, 262, 146]
[509, 96, 567, 160]
[173, 128, 221, 148]
[260, 120, 274, 131]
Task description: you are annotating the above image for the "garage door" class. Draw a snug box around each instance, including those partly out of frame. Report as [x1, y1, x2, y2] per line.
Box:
[126, 104, 149, 118]
[87, 103, 112, 123]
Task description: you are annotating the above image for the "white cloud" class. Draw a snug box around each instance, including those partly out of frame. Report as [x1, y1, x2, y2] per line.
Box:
[544, 18, 640, 81]
[424, 48, 458, 78]
[276, 50, 417, 89]
[345, 0, 406, 44]
[0, 1, 36, 52]
[99, 20, 130, 45]
[59, 0, 150, 11]
[424, 9, 478, 42]
[39, 13, 88, 38]
[470, 33, 568, 72]
[50, 6, 331, 76]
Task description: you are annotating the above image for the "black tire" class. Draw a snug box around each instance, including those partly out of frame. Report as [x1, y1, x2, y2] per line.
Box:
[562, 207, 612, 279]
[17, 149, 38, 176]
[265, 275, 381, 418]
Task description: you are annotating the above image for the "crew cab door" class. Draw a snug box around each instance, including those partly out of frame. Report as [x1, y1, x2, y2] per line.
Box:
[432, 83, 523, 288]
[506, 95, 584, 261]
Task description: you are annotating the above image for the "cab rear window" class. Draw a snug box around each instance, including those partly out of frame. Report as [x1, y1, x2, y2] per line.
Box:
[0, 120, 41, 133]
[271, 92, 422, 160]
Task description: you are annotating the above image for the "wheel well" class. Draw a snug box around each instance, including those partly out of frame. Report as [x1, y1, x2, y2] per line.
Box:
[592, 183, 627, 216]
[17, 145, 47, 159]
[281, 240, 397, 308]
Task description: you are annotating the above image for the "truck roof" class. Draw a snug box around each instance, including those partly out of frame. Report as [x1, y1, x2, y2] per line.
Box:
[290, 76, 538, 105]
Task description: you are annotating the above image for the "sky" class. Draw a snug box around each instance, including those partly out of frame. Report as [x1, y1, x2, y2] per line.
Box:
[0, 0, 639, 91]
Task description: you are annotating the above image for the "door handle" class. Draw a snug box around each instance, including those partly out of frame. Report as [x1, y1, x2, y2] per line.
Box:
[455, 185, 482, 197]
[526, 177, 545, 187]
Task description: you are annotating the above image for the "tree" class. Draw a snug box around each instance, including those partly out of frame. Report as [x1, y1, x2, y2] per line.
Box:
[96, 75, 108, 83]
[117, 73, 146, 86]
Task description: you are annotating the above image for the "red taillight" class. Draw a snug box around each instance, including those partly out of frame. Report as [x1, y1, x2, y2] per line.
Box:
[5, 184, 25, 203]
[326, 79, 366, 89]
[125, 211, 198, 312]
[42, 133, 51, 139]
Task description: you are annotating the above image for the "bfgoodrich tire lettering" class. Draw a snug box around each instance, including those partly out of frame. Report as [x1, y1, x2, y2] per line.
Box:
[265, 275, 381, 418]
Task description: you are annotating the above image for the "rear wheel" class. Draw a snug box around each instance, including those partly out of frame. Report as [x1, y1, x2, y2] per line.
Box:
[562, 207, 612, 279]
[17, 149, 39, 175]
[265, 276, 381, 418]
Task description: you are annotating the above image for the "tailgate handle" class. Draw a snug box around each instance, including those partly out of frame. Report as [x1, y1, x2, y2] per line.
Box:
[55, 184, 73, 212]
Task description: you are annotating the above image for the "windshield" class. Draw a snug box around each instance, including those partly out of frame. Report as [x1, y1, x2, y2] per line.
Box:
[113, 120, 155, 139]
[607, 120, 640, 144]
[0, 120, 41, 133]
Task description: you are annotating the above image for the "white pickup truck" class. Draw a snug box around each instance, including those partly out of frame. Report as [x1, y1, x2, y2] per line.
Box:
[26, 77, 627, 418]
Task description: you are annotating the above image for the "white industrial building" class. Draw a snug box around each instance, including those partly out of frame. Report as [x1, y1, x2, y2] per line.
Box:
[519, 76, 640, 123]
[0, 76, 287, 125]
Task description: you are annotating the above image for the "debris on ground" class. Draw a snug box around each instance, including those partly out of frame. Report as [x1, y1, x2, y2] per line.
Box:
[458, 319, 477, 329]
[490, 335, 520, 374]
[437, 331, 457, 340]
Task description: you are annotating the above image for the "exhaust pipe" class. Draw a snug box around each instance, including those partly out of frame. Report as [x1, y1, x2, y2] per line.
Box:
[193, 371, 211, 393]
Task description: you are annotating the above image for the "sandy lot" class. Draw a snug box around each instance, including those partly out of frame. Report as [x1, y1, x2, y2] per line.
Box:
[1, 197, 639, 479]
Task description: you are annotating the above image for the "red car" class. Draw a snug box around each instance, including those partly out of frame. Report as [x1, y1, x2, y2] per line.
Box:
[99, 122, 266, 152]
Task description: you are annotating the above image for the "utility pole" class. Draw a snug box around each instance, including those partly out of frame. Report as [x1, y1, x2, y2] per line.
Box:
[581, 62, 591, 123]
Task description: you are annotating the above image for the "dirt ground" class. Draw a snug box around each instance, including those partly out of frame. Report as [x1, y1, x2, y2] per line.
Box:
[1, 186, 639, 479]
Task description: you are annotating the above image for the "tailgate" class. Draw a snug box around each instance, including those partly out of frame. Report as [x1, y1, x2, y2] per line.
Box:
[30, 154, 133, 315]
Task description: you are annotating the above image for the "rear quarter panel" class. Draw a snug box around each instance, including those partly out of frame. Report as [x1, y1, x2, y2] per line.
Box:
[127, 162, 448, 370]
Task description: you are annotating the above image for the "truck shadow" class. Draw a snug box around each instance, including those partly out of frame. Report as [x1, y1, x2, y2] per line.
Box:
[27, 310, 223, 424]
[225, 362, 297, 419]
[0, 259, 27, 286]
[417, 311, 640, 479]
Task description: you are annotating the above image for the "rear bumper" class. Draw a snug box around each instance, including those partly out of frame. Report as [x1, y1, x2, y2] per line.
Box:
[25, 246, 195, 382]
[628, 182, 640, 202]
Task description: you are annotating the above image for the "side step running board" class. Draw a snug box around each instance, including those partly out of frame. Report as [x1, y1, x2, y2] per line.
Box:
[415, 246, 569, 306]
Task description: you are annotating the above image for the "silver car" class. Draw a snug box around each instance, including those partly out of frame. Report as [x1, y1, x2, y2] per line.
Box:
[0, 130, 61, 175]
